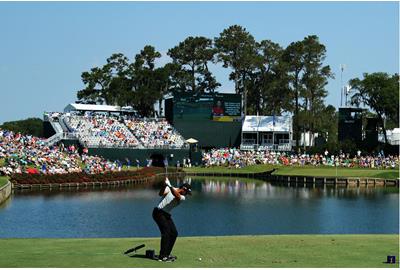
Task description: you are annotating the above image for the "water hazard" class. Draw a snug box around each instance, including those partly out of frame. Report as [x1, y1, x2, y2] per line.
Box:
[0, 177, 398, 238]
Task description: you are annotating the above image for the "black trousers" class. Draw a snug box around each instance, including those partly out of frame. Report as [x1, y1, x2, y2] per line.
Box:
[152, 208, 178, 258]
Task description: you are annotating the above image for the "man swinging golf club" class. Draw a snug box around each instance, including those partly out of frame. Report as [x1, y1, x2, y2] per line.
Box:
[152, 177, 192, 262]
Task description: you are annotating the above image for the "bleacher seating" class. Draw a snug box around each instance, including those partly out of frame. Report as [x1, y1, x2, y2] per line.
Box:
[61, 113, 187, 149]
[64, 115, 139, 148]
[125, 119, 186, 149]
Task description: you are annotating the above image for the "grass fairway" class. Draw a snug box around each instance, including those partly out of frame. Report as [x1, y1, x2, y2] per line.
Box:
[184, 165, 399, 179]
[0, 176, 8, 188]
[0, 235, 398, 267]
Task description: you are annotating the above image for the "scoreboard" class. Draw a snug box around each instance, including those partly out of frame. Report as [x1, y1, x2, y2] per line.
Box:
[165, 93, 243, 148]
[172, 92, 242, 122]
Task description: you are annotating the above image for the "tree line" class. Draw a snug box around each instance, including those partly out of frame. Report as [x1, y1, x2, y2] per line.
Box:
[0, 118, 43, 138]
[77, 24, 398, 150]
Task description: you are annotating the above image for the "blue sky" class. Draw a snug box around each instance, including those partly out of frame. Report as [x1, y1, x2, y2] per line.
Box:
[0, 1, 398, 124]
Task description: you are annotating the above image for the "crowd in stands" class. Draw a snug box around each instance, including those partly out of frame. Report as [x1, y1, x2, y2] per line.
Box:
[0, 129, 81, 175]
[2, 123, 398, 177]
[59, 113, 187, 149]
[81, 154, 123, 174]
[0, 129, 121, 176]
[64, 114, 139, 148]
[125, 119, 186, 148]
[202, 148, 399, 169]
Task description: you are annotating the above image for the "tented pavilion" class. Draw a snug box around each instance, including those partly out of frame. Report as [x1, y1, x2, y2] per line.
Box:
[240, 115, 293, 151]
[64, 103, 135, 116]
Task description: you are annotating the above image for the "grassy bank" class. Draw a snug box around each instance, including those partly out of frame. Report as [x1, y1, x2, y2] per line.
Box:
[184, 165, 399, 179]
[0, 235, 398, 267]
[0, 176, 9, 188]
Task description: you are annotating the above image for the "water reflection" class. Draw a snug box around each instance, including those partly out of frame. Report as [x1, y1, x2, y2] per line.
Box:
[0, 177, 398, 238]
[191, 177, 398, 201]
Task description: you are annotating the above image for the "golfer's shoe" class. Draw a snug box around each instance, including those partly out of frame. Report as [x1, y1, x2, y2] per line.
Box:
[168, 255, 177, 260]
[158, 256, 174, 262]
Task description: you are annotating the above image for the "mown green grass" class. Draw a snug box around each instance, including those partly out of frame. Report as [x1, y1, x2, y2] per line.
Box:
[271, 166, 399, 179]
[184, 165, 399, 179]
[184, 164, 275, 174]
[0, 176, 9, 188]
[0, 235, 398, 267]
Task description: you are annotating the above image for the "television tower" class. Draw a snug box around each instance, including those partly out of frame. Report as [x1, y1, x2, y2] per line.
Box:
[340, 64, 346, 107]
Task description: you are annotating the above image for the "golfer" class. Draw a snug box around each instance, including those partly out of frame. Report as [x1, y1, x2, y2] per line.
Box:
[152, 177, 192, 262]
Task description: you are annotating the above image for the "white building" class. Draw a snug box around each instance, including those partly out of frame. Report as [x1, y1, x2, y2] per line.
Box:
[241, 115, 293, 151]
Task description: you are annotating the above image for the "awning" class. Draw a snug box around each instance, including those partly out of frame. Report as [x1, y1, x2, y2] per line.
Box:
[186, 138, 199, 144]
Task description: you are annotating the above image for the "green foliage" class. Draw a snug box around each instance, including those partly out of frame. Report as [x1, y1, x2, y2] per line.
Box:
[168, 36, 220, 94]
[0, 176, 9, 188]
[282, 40, 305, 149]
[257, 40, 291, 115]
[350, 72, 399, 143]
[73, 25, 394, 143]
[214, 25, 258, 93]
[77, 47, 168, 117]
[214, 25, 260, 115]
[131, 46, 166, 117]
[338, 139, 358, 156]
[0, 118, 43, 137]
[282, 36, 334, 151]
[77, 53, 129, 105]
[134, 45, 161, 70]
[76, 27, 336, 123]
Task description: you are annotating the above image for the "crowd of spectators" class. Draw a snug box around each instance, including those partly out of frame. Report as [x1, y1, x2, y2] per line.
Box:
[59, 113, 187, 149]
[202, 148, 399, 169]
[64, 114, 139, 148]
[0, 129, 121, 176]
[2, 124, 398, 177]
[125, 118, 186, 148]
[81, 154, 123, 174]
[0, 129, 81, 175]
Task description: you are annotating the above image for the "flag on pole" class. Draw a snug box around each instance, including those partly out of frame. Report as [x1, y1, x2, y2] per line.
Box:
[164, 158, 168, 167]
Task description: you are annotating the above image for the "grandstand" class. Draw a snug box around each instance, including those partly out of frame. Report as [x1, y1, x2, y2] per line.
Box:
[43, 98, 295, 166]
[44, 103, 188, 149]
[43, 103, 193, 166]
[64, 114, 139, 148]
[124, 119, 186, 149]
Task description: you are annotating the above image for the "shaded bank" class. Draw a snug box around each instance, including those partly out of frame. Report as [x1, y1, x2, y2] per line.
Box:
[8, 167, 183, 189]
[0, 176, 11, 205]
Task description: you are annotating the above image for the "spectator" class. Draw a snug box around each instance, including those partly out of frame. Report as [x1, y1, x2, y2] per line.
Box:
[201, 148, 399, 170]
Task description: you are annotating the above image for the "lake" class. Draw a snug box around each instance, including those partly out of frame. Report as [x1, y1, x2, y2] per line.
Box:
[0, 177, 398, 238]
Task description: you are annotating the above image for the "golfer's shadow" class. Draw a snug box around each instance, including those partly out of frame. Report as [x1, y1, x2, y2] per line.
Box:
[126, 253, 159, 261]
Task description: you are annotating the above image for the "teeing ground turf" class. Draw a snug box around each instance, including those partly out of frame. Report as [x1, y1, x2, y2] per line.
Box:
[0, 234, 398, 267]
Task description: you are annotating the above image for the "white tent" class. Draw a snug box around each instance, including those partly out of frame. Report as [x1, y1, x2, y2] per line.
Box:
[241, 115, 293, 151]
[242, 115, 292, 132]
[64, 103, 121, 113]
[186, 138, 199, 144]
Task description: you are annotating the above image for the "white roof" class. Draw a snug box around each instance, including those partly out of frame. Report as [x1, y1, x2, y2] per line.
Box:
[242, 115, 292, 132]
[64, 103, 121, 112]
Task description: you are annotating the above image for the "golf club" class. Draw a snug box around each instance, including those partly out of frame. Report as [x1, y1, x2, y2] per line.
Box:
[124, 244, 145, 255]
